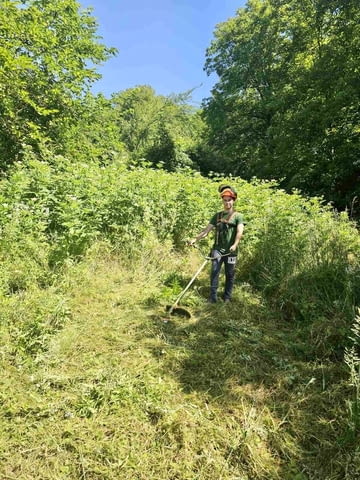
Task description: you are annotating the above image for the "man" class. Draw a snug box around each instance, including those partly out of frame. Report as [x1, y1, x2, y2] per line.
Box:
[189, 185, 245, 303]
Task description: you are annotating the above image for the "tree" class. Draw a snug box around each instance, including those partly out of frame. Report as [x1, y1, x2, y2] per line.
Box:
[0, 0, 116, 166]
[203, 0, 290, 176]
[60, 93, 128, 166]
[111, 86, 204, 171]
[203, 0, 360, 212]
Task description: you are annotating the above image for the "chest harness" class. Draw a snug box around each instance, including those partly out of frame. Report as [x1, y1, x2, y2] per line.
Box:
[215, 211, 237, 245]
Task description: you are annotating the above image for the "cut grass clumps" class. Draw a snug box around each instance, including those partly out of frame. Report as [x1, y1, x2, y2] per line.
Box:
[1, 244, 358, 479]
[0, 160, 359, 477]
[2, 287, 71, 360]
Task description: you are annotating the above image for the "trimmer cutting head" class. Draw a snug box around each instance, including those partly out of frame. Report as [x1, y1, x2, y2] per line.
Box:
[165, 304, 192, 319]
[164, 258, 210, 320]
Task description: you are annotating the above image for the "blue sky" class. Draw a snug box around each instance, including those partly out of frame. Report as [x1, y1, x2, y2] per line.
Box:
[80, 0, 246, 105]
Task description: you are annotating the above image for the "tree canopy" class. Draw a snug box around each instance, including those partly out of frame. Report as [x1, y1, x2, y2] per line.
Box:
[0, 0, 359, 215]
[110, 85, 204, 170]
[0, 0, 115, 165]
[202, 0, 360, 212]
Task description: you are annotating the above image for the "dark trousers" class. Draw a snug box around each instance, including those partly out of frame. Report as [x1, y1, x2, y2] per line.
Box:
[210, 253, 237, 301]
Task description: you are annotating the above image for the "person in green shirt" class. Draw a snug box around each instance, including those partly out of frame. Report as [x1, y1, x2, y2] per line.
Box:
[189, 185, 245, 303]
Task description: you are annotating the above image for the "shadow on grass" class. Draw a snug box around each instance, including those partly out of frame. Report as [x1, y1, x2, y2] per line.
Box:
[147, 284, 355, 479]
[155, 287, 293, 398]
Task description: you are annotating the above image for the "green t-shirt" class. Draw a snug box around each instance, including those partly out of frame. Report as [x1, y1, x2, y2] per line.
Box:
[209, 211, 244, 255]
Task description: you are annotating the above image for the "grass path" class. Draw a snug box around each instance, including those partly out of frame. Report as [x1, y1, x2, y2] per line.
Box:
[0, 248, 357, 479]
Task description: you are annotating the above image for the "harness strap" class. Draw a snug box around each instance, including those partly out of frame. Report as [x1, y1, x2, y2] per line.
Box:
[215, 211, 237, 244]
[216, 211, 237, 225]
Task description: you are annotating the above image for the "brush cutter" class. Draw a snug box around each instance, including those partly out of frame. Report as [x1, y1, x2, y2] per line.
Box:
[165, 247, 231, 319]
[166, 258, 209, 318]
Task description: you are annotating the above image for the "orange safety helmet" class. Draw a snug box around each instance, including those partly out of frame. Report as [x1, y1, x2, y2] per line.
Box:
[218, 184, 237, 200]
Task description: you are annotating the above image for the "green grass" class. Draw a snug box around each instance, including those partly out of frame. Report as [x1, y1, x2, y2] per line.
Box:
[0, 243, 359, 479]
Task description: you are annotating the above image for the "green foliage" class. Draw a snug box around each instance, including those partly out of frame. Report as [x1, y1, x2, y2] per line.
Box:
[0, 151, 217, 263]
[0, 161, 52, 293]
[110, 86, 204, 171]
[203, 0, 360, 213]
[345, 310, 360, 441]
[59, 93, 128, 165]
[1, 153, 359, 357]
[0, 0, 116, 164]
[233, 181, 360, 349]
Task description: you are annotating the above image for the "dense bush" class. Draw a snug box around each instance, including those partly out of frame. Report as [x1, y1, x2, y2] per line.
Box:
[0, 151, 359, 354]
[235, 182, 360, 324]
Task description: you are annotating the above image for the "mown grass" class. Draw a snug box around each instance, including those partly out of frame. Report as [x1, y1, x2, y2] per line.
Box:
[1, 243, 358, 480]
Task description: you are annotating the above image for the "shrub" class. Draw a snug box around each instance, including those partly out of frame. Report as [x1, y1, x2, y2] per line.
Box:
[0, 151, 359, 354]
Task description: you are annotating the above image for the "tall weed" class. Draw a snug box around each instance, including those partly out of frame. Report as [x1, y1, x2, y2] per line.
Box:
[234, 182, 360, 333]
[0, 150, 359, 354]
[345, 310, 360, 438]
